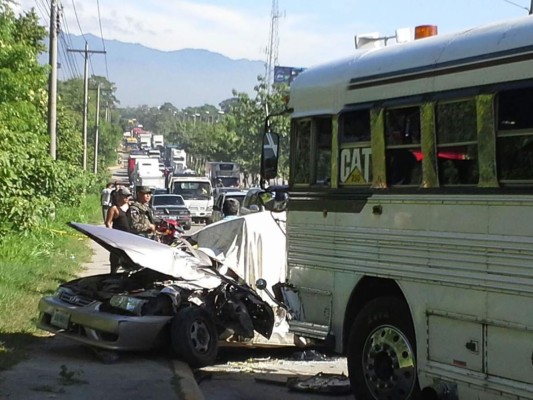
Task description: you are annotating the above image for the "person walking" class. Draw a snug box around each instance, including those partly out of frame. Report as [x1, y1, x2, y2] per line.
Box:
[127, 186, 156, 238]
[100, 182, 114, 222]
[104, 187, 132, 273]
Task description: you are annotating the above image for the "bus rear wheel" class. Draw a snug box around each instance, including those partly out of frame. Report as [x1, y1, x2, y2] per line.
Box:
[347, 297, 420, 400]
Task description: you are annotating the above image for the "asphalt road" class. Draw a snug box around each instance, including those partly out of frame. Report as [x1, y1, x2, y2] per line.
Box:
[198, 346, 351, 400]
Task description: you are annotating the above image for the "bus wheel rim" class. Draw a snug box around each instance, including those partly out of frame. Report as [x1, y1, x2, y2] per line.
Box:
[362, 325, 416, 400]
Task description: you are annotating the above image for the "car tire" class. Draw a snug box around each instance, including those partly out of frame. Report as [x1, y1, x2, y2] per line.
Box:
[184, 224, 191, 231]
[170, 306, 218, 368]
[347, 297, 420, 400]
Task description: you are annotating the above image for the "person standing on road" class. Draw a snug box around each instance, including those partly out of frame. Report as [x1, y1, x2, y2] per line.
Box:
[127, 186, 156, 238]
[100, 182, 114, 222]
[104, 187, 132, 273]
[109, 181, 121, 207]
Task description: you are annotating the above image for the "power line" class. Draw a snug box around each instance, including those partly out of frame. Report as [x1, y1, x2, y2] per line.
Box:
[59, 5, 82, 77]
[71, 0, 87, 42]
[59, 31, 80, 78]
[502, 0, 530, 12]
[95, 0, 110, 81]
[34, 0, 49, 20]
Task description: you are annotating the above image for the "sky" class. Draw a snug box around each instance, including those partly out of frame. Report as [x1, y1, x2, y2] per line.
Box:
[12, 0, 532, 70]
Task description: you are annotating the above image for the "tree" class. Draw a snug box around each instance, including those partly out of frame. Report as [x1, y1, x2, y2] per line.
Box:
[0, 3, 100, 231]
[58, 75, 122, 170]
[223, 77, 290, 185]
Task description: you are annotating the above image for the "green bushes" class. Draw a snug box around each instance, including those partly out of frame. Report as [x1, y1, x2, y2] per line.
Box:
[0, 4, 108, 233]
[0, 194, 101, 370]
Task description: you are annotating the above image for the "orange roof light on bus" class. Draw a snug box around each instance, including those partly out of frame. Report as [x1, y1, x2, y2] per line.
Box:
[414, 25, 438, 39]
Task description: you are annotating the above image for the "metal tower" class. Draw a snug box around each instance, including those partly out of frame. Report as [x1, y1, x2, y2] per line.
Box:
[265, 0, 281, 92]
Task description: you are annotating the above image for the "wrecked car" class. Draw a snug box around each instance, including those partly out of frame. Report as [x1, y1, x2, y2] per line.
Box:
[37, 222, 275, 367]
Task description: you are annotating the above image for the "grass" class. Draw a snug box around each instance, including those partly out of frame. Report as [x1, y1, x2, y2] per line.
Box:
[0, 194, 102, 370]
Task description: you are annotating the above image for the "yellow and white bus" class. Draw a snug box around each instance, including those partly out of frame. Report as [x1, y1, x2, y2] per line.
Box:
[262, 15, 533, 400]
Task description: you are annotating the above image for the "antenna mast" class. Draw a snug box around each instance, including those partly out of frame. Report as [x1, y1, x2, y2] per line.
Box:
[265, 0, 280, 93]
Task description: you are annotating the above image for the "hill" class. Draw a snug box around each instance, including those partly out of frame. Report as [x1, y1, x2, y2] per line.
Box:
[52, 34, 265, 108]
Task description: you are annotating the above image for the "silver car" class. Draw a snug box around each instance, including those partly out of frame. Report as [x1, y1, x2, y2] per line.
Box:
[37, 223, 274, 367]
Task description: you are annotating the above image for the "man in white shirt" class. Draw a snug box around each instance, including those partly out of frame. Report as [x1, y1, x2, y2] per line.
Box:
[100, 182, 114, 222]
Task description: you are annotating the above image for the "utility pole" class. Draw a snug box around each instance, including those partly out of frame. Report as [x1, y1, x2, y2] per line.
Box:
[68, 44, 106, 171]
[94, 84, 101, 174]
[48, 0, 58, 159]
[530, 0, 533, 14]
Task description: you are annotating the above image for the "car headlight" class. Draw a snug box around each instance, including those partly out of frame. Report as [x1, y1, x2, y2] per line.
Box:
[54, 287, 72, 298]
[109, 295, 147, 315]
[207, 205, 213, 211]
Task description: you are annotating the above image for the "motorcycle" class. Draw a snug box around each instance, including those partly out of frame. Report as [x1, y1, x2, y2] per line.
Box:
[156, 210, 185, 246]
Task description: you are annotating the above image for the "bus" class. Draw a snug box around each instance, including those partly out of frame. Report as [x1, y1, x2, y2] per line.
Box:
[261, 16, 533, 400]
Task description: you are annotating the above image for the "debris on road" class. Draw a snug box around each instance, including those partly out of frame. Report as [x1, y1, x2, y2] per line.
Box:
[290, 349, 328, 361]
[255, 372, 351, 395]
[287, 373, 351, 395]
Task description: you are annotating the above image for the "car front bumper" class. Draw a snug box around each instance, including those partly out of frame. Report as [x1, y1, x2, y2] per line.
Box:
[37, 296, 172, 351]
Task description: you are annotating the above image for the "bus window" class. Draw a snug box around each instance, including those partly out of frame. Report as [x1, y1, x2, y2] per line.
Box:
[497, 87, 533, 183]
[385, 107, 422, 186]
[340, 110, 370, 143]
[338, 110, 372, 185]
[315, 118, 332, 185]
[292, 119, 311, 183]
[436, 99, 478, 185]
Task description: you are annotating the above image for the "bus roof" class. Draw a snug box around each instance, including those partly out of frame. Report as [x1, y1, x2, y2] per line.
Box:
[289, 16, 533, 118]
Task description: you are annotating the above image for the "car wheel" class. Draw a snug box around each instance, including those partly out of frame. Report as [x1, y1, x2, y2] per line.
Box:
[347, 297, 420, 400]
[170, 307, 218, 368]
[184, 224, 191, 231]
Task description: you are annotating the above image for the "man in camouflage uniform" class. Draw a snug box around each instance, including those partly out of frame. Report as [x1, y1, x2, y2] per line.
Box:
[127, 186, 156, 238]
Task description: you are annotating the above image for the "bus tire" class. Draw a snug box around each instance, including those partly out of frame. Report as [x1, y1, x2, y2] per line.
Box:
[347, 297, 420, 400]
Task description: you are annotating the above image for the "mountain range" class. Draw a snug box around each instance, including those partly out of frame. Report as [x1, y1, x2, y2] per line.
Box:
[51, 34, 266, 109]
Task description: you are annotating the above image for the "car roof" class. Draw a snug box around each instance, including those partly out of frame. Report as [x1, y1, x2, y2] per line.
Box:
[152, 193, 184, 199]
[223, 191, 247, 196]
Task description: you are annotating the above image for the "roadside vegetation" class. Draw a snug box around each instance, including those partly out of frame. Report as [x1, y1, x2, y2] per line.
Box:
[0, 194, 101, 370]
[0, 3, 121, 370]
[0, 2, 121, 234]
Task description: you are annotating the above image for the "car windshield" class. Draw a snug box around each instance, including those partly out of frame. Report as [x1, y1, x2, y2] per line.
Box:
[172, 182, 212, 199]
[152, 195, 185, 206]
[217, 177, 239, 187]
[228, 194, 246, 204]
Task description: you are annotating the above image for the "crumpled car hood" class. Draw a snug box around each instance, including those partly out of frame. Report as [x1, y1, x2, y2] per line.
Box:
[69, 223, 220, 288]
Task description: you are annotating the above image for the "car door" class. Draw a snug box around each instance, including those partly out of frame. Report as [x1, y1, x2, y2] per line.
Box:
[211, 193, 226, 223]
